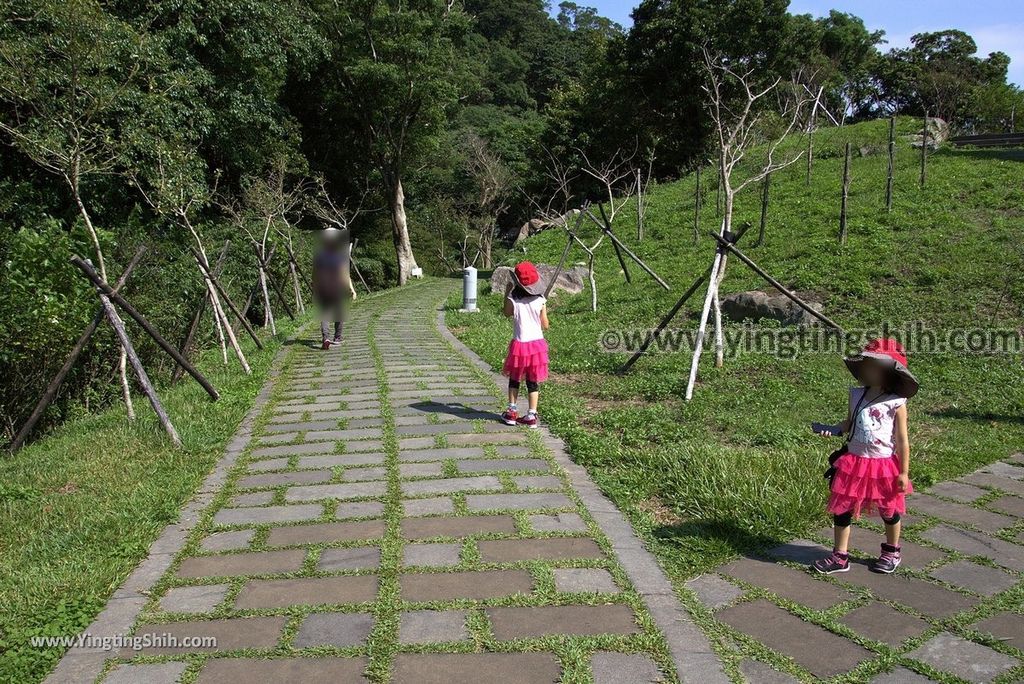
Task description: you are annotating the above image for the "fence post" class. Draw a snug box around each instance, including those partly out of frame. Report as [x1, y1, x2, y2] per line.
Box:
[886, 116, 895, 212]
[840, 142, 851, 245]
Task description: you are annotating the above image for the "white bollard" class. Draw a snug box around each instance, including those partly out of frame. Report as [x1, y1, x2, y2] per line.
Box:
[460, 266, 478, 313]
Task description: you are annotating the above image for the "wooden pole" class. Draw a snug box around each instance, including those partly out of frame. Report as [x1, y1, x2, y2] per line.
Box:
[190, 247, 263, 350]
[886, 116, 895, 212]
[754, 172, 771, 247]
[920, 110, 928, 189]
[716, 165, 722, 215]
[586, 208, 670, 290]
[253, 244, 294, 320]
[173, 242, 230, 383]
[807, 85, 822, 186]
[596, 204, 631, 283]
[693, 166, 702, 243]
[69, 256, 220, 400]
[544, 208, 586, 298]
[840, 142, 851, 245]
[350, 239, 371, 293]
[685, 237, 725, 400]
[708, 232, 844, 332]
[8, 248, 146, 453]
[193, 247, 250, 374]
[636, 168, 644, 241]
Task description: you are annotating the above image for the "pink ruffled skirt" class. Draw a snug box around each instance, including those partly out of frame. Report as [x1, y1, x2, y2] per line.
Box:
[827, 452, 911, 518]
[502, 339, 549, 383]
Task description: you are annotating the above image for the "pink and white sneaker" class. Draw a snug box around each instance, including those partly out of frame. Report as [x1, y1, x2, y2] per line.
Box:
[500, 407, 519, 426]
[516, 411, 539, 429]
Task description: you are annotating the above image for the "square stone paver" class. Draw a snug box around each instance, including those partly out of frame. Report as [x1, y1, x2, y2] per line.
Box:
[213, 504, 322, 527]
[839, 602, 929, 646]
[981, 461, 1024, 480]
[343, 466, 387, 482]
[398, 609, 469, 645]
[767, 539, 831, 565]
[398, 462, 445, 478]
[909, 494, 1015, 533]
[404, 542, 462, 567]
[960, 472, 1024, 497]
[591, 652, 664, 683]
[401, 476, 503, 496]
[129, 616, 287, 654]
[230, 491, 275, 507]
[929, 481, 989, 503]
[159, 584, 230, 614]
[318, 546, 381, 571]
[196, 657, 368, 683]
[103, 662, 188, 684]
[908, 632, 1018, 683]
[717, 600, 872, 678]
[685, 574, 743, 610]
[177, 549, 306, 578]
[457, 458, 550, 473]
[248, 457, 289, 472]
[285, 481, 387, 502]
[403, 497, 454, 516]
[513, 475, 562, 490]
[235, 575, 378, 609]
[922, 524, 1024, 571]
[199, 529, 254, 552]
[478, 537, 604, 562]
[552, 568, 620, 594]
[737, 660, 799, 684]
[487, 604, 639, 639]
[266, 520, 385, 547]
[239, 470, 337, 490]
[401, 569, 533, 601]
[987, 494, 1024, 517]
[930, 559, 1017, 596]
[529, 512, 589, 533]
[293, 612, 374, 648]
[466, 492, 573, 511]
[720, 557, 854, 610]
[837, 563, 978, 618]
[297, 453, 386, 469]
[337, 500, 386, 519]
[972, 612, 1024, 651]
[401, 514, 516, 539]
[390, 653, 561, 684]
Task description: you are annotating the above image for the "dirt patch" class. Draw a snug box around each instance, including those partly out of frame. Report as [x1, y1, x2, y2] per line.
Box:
[636, 496, 683, 526]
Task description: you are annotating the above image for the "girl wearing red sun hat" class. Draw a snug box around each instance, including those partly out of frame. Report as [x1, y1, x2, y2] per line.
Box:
[811, 338, 919, 576]
[499, 262, 549, 429]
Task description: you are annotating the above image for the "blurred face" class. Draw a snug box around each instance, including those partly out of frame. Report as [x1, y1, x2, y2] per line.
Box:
[859, 359, 888, 388]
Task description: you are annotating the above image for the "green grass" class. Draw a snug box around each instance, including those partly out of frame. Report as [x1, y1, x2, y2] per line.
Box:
[0, 314, 305, 684]
[448, 116, 1024, 578]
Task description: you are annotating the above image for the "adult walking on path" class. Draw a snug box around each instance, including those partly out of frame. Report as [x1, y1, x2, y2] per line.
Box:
[312, 226, 356, 350]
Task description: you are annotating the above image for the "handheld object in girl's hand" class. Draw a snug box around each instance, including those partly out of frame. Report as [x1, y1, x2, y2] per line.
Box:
[811, 422, 842, 436]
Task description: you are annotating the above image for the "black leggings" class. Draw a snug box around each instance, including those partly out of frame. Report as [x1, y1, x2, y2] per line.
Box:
[833, 510, 901, 528]
[509, 379, 539, 393]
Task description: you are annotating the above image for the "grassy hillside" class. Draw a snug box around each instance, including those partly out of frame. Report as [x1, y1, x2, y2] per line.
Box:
[449, 118, 1024, 580]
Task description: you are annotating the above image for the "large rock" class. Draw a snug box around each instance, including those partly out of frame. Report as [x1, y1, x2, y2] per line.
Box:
[721, 290, 823, 327]
[907, 117, 949, 150]
[490, 263, 587, 296]
[507, 210, 580, 245]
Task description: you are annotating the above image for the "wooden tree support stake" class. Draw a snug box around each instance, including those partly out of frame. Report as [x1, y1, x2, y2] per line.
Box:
[839, 142, 851, 245]
[350, 239, 371, 293]
[707, 232, 844, 332]
[754, 172, 771, 248]
[191, 247, 264, 350]
[886, 116, 895, 212]
[544, 206, 588, 298]
[70, 256, 220, 400]
[253, 244, 295, 320]
[693, 166, 702, 242]
[174, 241, 230, 383]
[586, 209, 670, 290]
[595, 204, 631, 283]
[8, 247, 146, 453]
[920, 110, 929, 189]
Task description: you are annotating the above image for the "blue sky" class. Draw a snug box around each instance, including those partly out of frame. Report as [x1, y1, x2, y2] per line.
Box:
[560, 1, 1024, 86]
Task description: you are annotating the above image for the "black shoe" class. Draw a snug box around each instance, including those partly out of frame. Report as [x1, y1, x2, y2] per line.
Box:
[812, 551, 850, 574]
[871, 544, 901, 574]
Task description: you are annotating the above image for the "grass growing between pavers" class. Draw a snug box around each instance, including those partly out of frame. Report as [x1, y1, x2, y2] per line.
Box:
[0, 311, 306, 684]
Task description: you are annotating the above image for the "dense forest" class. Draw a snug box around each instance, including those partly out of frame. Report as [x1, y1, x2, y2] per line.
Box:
[1, 0, 1021, 443]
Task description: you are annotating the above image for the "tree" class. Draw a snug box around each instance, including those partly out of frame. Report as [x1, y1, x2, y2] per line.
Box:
[460, 134, 513, 268]
[309, 0, 474, 285]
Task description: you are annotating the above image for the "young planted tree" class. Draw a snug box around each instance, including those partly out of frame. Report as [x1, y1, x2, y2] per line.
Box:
[461, 134, 513, 269]
[314, 0, 473, 284]
[0, 0, 157, 418]
[685, 49, 809, 398]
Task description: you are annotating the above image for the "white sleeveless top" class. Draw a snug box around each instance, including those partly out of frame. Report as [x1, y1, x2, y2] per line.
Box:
[508, 295, 546, 342]
[847, 387, 906, 458]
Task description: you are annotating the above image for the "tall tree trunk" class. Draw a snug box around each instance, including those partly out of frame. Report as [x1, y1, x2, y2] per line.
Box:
[387, 176, 419, 285]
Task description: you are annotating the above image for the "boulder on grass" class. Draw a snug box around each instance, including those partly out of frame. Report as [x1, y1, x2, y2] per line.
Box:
[906, 117, 949, 150]
[506, 209, 581, 245]
[721, 290, 823, 326]
[490, 263, 587, 296]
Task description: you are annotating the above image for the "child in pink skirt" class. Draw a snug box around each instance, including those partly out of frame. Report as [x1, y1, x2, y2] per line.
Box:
[812, 338, 919, 575]
[500, 262, 549, 429]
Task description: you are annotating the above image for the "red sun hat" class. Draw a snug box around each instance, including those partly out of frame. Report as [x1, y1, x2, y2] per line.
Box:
[844, 337, 919, 398]
[512, 261, 545, 296]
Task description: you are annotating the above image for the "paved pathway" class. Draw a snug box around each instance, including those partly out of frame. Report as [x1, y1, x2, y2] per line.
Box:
[47, 280, 721, 684]
[686, 455, 1024, 682]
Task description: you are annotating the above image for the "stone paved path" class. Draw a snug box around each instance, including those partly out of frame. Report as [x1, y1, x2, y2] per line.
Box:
[687, 453, 1024, 682]
[47, 280, 721, 684]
